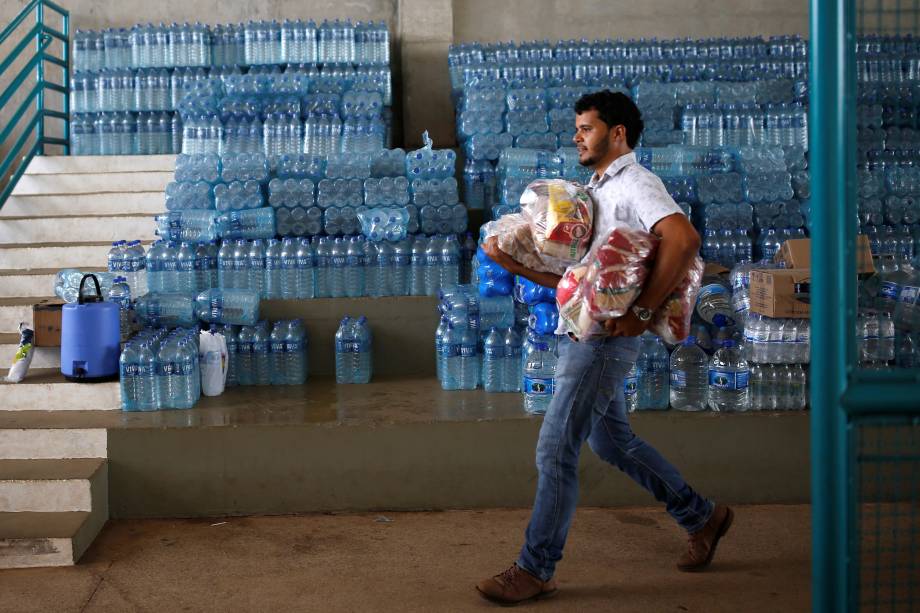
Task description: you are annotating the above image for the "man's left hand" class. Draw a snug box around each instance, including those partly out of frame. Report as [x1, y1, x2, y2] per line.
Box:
[604, 310, 650, 337]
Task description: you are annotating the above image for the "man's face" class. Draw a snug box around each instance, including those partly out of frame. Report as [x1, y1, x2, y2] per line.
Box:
[573, 110, 611, 168]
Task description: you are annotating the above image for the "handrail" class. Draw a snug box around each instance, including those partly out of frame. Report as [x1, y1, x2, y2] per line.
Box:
[0, 0, 69, 211]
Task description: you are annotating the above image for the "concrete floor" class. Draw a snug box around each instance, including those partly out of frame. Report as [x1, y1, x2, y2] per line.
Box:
[0, 504, 811, 613]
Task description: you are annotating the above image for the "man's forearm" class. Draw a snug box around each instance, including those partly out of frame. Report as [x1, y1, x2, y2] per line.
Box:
[635, 239, 698, 311]
[508, 263, 562, 290]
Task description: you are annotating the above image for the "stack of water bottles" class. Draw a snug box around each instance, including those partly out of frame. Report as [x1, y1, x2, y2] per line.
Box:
[334, 316, 372, 383]
[70, 20, 394, 156]
[216, 319, 307, 387]
[119, 327, 200, 410]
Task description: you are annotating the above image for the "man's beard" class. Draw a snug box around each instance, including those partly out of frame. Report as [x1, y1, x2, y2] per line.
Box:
[578, 141, 608, 168]
[578, 155, 598, 167]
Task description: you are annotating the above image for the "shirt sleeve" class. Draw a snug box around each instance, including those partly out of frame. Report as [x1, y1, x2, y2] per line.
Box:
[630, 168, 687, 233]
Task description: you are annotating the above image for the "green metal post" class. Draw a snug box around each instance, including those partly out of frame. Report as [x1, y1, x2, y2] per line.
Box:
[34, 0, 44, 156]
[810, 0, 857, 609]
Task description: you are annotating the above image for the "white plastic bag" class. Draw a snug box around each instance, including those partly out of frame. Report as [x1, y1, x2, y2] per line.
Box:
[5, 323, 35, 383]
[199, 328, 228, 396]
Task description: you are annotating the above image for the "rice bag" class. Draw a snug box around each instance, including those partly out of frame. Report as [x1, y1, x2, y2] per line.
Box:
[520, 179, 594, 262]
[649, 255, 704, 344]
[583, 227, 659, 320]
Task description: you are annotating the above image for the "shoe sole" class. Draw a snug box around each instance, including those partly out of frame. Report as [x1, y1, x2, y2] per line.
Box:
[678, 506, 735, 573]
[476, 586, 559, 607]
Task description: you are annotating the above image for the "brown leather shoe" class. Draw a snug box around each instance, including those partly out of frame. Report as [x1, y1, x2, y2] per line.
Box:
[476, 563, 558, 606]
[677, 504, 734, 572]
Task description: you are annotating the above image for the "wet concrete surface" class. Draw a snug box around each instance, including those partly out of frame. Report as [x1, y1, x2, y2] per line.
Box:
[0, 504, 811, 613]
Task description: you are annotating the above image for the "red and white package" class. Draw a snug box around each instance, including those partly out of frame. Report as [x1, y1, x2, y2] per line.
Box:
[519, 179, 594, 263]
[649, 255, 704, 344]
[583, 227, 659, 321]
[556, 264, 605, 339]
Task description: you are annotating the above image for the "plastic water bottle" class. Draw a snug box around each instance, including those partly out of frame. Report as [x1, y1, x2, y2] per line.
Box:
[624, 363, 639, 412]
[523, 332, 557, 414]
[481, 327, 505, 392]
[439, 322, 463, 390]
[636, 334, 670, 410]
[195, 289, 260, 326]
[108, 276, 134, 343]
[295, 238, 315, 299]
[287, 320, 308, 384]
[503, 327, 522, 393]
[458, 325, 480, 389]
[695, 281, 736, 328]
[410, 236, 427, 296]
[329, 237, 347, 298]
[264, 238, 282, 299]
[314, 237, 331, 298]
[135, 341, 158, 410]
[424, 235, 442, 296]
[248, 239, 266, 298]
[707, 340, 750, 412]
[252, 324, 271, 385]
[669, 336, 709, 411]
[345, 236, 366, 297]
[352, 316, 372, 383]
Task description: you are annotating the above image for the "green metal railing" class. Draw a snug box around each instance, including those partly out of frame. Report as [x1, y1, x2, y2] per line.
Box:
[812, 0, 920, 610]
[0, 0, 69, 209]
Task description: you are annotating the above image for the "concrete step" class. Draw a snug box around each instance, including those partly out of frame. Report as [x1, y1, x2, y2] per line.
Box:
[0, 426, 106, 460]
[0, 511, 107, 568]
[0, 192, 166, 217]
[0, 214, 156, 245]
[25, 155, 176, 175]
[0, 333, 60, 369]
[0, 369, 120, 411]
[0, 297, 42, 334]
[0, 458, 106, 512]
[12, 172, 173, 196]
[0, 241, 152, 271]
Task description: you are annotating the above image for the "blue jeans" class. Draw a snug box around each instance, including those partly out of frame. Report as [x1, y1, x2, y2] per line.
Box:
[517, 334, 714, 581]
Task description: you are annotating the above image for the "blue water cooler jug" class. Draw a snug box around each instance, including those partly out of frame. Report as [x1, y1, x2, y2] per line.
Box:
[61, 274, 120, 382]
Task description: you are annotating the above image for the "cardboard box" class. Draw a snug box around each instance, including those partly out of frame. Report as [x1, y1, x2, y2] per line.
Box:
[775, 235, 875, 275]
[32, 300, 64, 347]
[749, 268, 811, 318]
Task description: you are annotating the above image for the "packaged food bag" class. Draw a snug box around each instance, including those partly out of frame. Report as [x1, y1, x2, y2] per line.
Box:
[583, 227, 659, 320]
[6, 323, 35, 383]
[480, 214, 570, 275]
[199, 327, 228, 396]
[649, 255, 704, 344]
[519, 179, 594, 261]
[556, 264, 605, 339]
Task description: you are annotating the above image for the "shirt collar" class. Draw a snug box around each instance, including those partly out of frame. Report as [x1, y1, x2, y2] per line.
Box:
[588, 152, 637, 188]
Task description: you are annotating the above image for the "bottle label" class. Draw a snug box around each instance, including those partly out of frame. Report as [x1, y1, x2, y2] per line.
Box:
[220, 259, 234, 270]
[863, 320, 879, 340]
[271, 341, 285, 353]
[899, 285, 920, 305]
[394, 255, 410, 266]
[281, 256, 298, 269]
[177, 260, 194, 272]
[157, 361, 191, 376]
[161, 260, 177, 272]
[121, 363, 140, 377]
[460, 344, 477, 357]
[332, 256, 347, 267]
[426, 254, 441, 266]
[285, 341, 303, 352]
[346, 255, 365, 266]
[252, 343, 269, 354]
[752, 328, 769, 343]
[524, 377, 554, 395]
[708, 369, 750, 390]
[296, 257, 312, 268]
[879, 281, 901, 301]
[623, 375, 638, 397]
[670, 369, 688, 388]
[336, 340, 365, 353]
[441, 254, 459, 265]
[439, 343, 460, 357]
[483, 346, 504, 359]
[250, 257, 265, 269]
[265, 256, 281, 270]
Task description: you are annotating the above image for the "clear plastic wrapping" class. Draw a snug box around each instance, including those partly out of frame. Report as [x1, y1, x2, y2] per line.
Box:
[519, 179, 594, 262]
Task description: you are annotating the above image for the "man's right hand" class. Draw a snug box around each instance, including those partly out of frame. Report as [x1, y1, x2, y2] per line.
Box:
[482, 236, 522, 275]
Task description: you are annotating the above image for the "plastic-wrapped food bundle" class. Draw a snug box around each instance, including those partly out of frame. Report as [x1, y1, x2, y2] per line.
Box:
[357, 207, 409, 242]
[519, 179, 594, 262]
[556, 264, 604, 339]
[649, 255, 704, 344]
[480, 214, 569, 275]
[583, 228, 658, 321]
